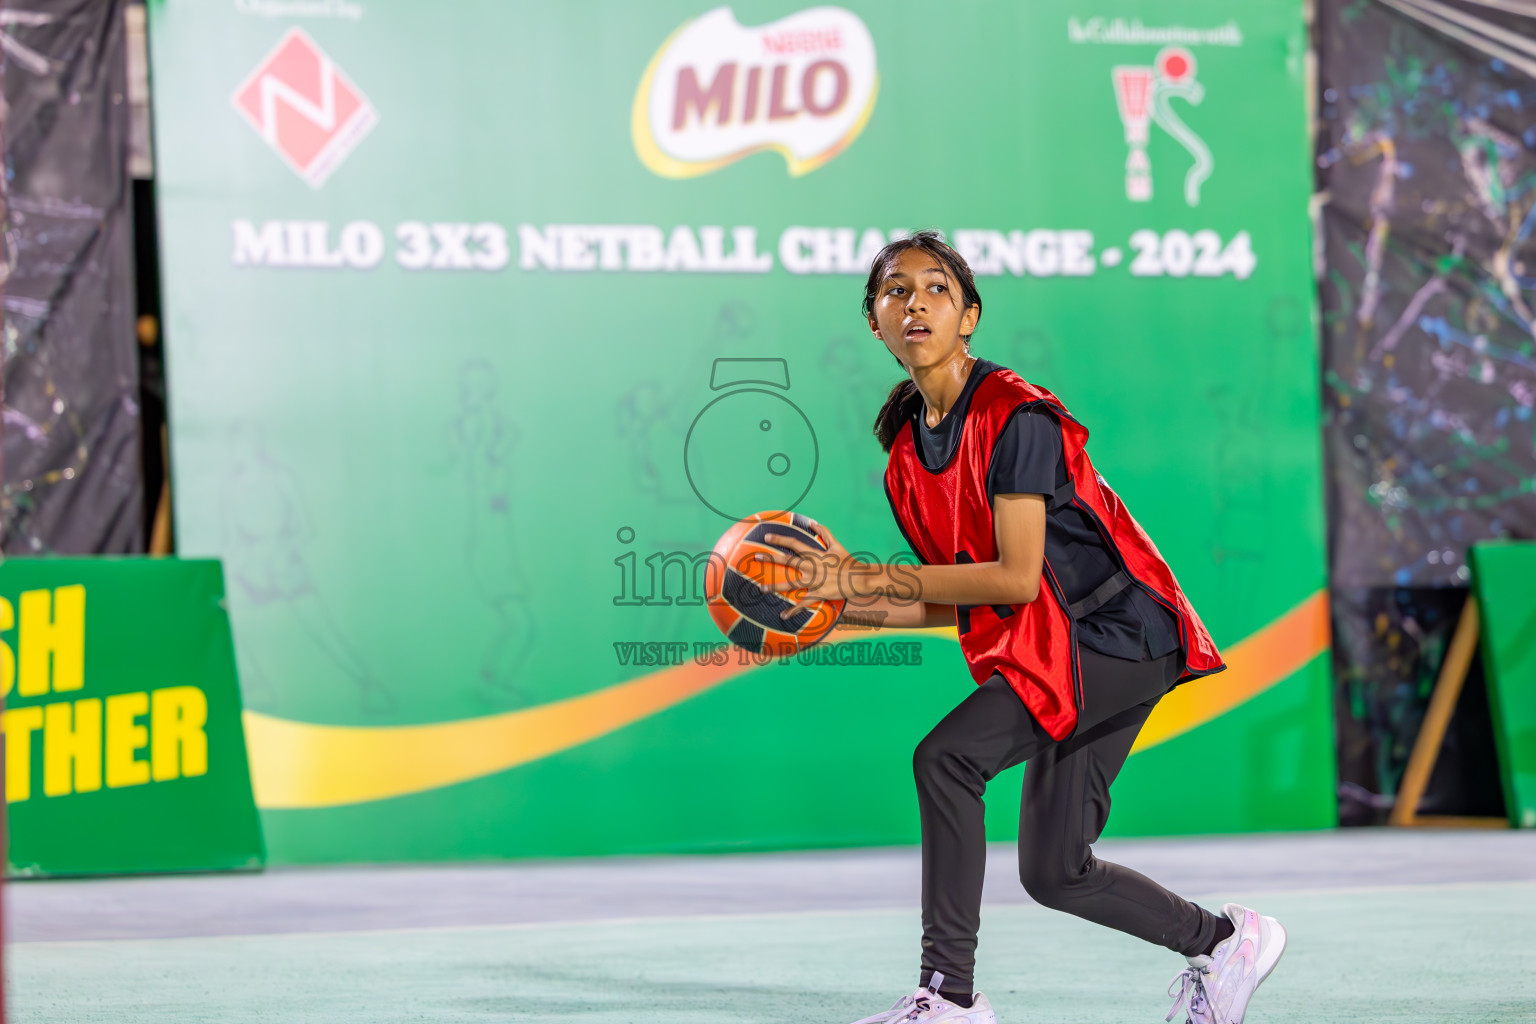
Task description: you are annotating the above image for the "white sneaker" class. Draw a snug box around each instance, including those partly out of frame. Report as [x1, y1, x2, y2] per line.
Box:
[848, 986, 921, 1024]
[849, 973, 998, 1024]
[1165, 903, 1286, 1024]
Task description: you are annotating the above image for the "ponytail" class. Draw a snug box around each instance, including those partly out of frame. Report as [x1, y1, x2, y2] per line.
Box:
[874, 379, 924, 453]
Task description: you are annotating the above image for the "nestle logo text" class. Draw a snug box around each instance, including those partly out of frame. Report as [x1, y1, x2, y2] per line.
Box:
[761, 28, 842, 54]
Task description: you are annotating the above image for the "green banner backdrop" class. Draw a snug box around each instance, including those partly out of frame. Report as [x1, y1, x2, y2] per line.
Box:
[2, 559, 264, 876]
[147, 0, 1333, 864]
[1470, 542, 1536, 829]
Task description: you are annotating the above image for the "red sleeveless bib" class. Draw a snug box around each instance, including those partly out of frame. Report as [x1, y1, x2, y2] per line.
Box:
[884, 366, 1225, 740]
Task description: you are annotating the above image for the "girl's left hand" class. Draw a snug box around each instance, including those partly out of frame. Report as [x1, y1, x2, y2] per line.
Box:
[755, 520, 865, 606]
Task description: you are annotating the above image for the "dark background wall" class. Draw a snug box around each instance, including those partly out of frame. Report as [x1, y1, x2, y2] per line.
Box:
[1317, 0, 1536, 822]
[2, 0, 141, 554]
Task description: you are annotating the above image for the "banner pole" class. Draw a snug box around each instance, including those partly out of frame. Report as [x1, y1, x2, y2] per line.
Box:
[1390, 595, 1480, 826]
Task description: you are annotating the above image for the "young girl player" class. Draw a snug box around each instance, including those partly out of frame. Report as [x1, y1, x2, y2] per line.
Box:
[758, 232, 1286, 1024]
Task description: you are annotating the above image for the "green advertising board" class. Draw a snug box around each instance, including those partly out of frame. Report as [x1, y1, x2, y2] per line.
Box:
[1470, 542, 1536, 829]
[147, 0, 1333, 864]
[2, 559, 264, 876]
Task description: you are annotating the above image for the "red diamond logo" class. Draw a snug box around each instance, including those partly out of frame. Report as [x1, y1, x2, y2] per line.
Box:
[232, 28, 378, 188]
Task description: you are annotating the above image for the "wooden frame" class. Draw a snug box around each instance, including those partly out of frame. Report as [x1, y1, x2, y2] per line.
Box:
[1389, 595, 1507, 828]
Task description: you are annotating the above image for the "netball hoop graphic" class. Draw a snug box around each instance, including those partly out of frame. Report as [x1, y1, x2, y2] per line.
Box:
[1111, 46, 1213, 206]
[1112, 65, 1155, 201]
[684, 358, 820, 521]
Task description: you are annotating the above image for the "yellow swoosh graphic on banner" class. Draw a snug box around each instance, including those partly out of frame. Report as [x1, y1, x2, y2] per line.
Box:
[245, 652, 757, 810]
[1132, 589, 1331, 753]
[245, 593, 1327, 809]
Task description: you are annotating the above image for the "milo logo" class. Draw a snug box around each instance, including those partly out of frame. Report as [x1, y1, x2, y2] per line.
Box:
[632, 6, 878, 178]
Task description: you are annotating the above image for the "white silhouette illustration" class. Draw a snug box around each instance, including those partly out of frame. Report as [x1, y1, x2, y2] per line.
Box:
[220, 424, 393, 714]
[452, 361, 536, 705]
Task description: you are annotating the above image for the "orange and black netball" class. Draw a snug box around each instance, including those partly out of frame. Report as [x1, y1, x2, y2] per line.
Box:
[705, 510, 845, 657]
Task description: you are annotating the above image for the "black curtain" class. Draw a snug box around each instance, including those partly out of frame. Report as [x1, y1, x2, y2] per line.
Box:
[1317, 0, 1536, 821]
[2, 0, 141, 553]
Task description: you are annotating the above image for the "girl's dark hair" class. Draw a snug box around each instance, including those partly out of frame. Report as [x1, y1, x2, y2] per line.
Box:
[864, 230, 983, 452]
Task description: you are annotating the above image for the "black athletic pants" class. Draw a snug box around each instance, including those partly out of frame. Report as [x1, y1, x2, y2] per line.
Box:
[914, 647, 1223, 994]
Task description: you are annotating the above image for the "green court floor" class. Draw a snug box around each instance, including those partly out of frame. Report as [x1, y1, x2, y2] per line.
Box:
[15, 880, 1535, 1023]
